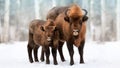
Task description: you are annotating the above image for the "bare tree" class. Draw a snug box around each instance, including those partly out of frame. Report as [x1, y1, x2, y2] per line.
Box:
[90, 0, 102, 41]
[34, 0, 40, 19]
[117, 0, 120, 40]
[101, 0, 117, 41]
[90, 0, 94, 40]
[3, 0, 10, 42]
[0, 15, 1, 43]
[101, 0, 105, 41]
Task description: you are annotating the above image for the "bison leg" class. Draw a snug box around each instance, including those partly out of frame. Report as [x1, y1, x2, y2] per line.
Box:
[40, 47, 45, 62]
[78, 40, 85, 64]
[45, 47, 50, 64]
[66, 41, 74, 65]
[33, 45, 39, 62]
[52, 47, 58, 65]
[27, 44, 33, 63]
[58, 41, 65, 62]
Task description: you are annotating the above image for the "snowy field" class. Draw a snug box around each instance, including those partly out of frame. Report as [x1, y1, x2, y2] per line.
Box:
[0, 41, 120, 68]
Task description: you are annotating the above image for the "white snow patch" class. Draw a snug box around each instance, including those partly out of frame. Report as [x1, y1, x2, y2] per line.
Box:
[0, 41, 120, 68]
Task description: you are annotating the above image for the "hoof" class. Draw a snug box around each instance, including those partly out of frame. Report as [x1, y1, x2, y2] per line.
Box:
[54, 60, 58, 65]
[61, 59, 65, 62]
[70, 62, 74, 65]
[46, 60, 50, 64]
[46, 62, 50, 64]
[54, 62, 58, 65]
[40, 58, 44, 62]
[80, 61, 84, 64]
[35, 60, 39, 62]
[30, 60, 34, 63]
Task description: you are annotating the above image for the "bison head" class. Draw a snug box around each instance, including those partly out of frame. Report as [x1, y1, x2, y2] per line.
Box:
[64, 4, 88, 37]
[40, 19, 58, 42]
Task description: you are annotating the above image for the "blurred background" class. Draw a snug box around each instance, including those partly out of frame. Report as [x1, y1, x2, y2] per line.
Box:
[0, 0, 120, 43]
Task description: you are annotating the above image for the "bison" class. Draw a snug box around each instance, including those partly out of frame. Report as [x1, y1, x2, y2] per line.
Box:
[53, 4, 88, 65]
[40, 6, 68, 63]
[27, 19, 62, 65]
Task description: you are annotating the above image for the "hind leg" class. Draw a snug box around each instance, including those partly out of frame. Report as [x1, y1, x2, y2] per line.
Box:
[58, 41, 65, 62]
[27, 44, 33, 63]
[34, 45, 39, 62]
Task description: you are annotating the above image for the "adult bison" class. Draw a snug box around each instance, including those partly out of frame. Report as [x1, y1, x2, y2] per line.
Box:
[54, 4, 88, 65]
[27, 19, 61, 65]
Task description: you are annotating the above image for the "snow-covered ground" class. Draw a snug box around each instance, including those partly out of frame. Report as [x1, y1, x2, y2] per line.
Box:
[0, 41, 120, 68]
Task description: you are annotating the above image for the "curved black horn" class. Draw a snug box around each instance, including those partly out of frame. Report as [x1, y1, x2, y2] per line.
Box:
[82, 9, 88, 16]
[65, 9, 69, 16]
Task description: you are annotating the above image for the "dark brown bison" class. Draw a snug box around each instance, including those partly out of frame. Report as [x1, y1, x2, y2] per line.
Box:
[54, 4, 88, 65]
[27, 19, 61, 65]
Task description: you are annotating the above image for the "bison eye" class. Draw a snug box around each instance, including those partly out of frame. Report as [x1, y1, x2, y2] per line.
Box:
[54, 27, 58, 31]
[40, 26, 45, 31]
[64, 17, 70, 22]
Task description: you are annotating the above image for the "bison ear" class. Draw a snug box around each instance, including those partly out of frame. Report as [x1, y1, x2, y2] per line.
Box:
[64, 17, 70, 22]
[82, 16, 88, 22]
[40, 26, 45, 31]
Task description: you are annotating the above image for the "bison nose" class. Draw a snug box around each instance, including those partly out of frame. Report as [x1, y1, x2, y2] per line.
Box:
[73, 29, 79, 36]
[73, 29, 79, 32]
[47, 37, 51, 42]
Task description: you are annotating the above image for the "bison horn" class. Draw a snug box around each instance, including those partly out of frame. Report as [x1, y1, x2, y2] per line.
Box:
[82, 9, 88, 16]
[65, 9, 69, 16]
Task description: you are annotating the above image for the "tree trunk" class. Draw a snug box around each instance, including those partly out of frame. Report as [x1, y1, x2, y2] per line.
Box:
[82, 0, 91, 40]
[117, 0, 120, 40]
[0, 16, 1, 43]
[3, 0, 10, 42]
[101, 0, 116, 41]
[90, 0, 102, 41]
[34, 0, 40, 19]
[101, 0, 105, 42]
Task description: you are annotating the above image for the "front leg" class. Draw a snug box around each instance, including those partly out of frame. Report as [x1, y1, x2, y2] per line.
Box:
[58, 41, 65, 62]
[40, 47, 44, 62]
[52, 47, 58, 65]
[45, 46, 50, 64]
[66, 40, 74, 65]
[78, 40, 85, 64]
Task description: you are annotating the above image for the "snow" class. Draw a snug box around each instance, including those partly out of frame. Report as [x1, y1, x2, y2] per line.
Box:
[0, 41, 120, 68]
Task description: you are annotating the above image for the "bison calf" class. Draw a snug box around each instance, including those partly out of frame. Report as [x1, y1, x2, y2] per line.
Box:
[27, 19, 60, 65]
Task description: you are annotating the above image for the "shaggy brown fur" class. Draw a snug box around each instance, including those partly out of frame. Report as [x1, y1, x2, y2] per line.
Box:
[54, 4, 88, 65]
[46, 6, 69, 20]
[27, 19, 60, 65]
